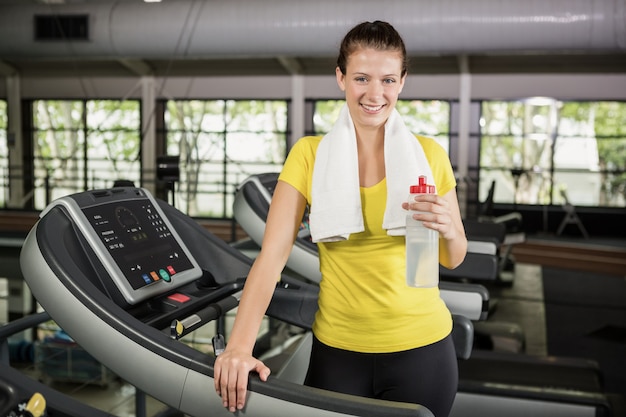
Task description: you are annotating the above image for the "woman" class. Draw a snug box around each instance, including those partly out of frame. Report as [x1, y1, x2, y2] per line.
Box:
[214, 20, 467, 417]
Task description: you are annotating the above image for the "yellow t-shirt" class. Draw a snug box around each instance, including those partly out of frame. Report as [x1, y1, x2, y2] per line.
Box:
[278, 135, 455, 353]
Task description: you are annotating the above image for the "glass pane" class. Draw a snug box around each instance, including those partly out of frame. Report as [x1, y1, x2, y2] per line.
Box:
[167, 100, 226, 132]
[553, 171, 603, 206]
[599, 167, 626, 206]
[480, 99, 557, 205]
[165, 99, 287, 218]
[87, 100, 140, 130]
[313, 100, 345, 135]
[397, 100, 450, 152]
[525, 101, 553, 135]
[226, 100, 287, 132]
[87, 100, 141, 188]
[30, 99, 141, 209]
[32, 100, 86, 208]
[226, 131, 286, 163]
[397, 100, 449, 135]
[33, 129, 86, 207]
[480, 101, 524, 136]
[480, 135, 524, 168]
[33, 100, 83, 130]
[557, 101, 626, 207]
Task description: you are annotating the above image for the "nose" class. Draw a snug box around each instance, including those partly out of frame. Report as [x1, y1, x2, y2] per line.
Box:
[366, 81, 384, 101]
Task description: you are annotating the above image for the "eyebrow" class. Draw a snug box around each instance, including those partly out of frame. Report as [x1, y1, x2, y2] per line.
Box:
[351, 72, 400, 78]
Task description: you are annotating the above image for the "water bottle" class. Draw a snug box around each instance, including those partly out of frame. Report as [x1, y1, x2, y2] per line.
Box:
[406, 175, 439, 288]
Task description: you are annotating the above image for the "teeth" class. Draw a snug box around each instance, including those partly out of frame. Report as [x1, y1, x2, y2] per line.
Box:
[362, 104, 383, 112]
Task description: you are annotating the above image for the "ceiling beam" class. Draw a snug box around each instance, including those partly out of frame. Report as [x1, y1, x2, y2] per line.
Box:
[277, 56, 303, 75]
[118, 59, 154, 76]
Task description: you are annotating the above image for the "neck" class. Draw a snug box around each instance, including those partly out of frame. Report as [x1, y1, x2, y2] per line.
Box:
[356, 125, 386, 187]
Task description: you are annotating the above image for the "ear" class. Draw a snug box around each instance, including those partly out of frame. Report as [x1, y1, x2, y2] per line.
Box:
[335, 67, 346, 91]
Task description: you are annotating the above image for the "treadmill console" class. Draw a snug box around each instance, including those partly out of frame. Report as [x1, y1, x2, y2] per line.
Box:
[42, 187, 202, 305]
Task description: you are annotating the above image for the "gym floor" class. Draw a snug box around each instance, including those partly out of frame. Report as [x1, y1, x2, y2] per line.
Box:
[1, 234, 624, 416]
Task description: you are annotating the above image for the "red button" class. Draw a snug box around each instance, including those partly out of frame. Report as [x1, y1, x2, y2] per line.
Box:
[167, 293, 190, 303]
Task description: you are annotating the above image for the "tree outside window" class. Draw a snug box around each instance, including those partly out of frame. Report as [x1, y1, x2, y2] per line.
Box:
[31, 100, 140, 209]
[557, 101, 626, 207]
[480, 99, 626, 208]
[165, 99, 287, 218]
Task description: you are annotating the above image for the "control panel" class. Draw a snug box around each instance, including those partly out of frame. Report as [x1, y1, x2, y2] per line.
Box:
[42, 187, 202, 305]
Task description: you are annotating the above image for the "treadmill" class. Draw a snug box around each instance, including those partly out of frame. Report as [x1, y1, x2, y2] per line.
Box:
[233, 173, 617, 417]
[19, 186, 435, 417]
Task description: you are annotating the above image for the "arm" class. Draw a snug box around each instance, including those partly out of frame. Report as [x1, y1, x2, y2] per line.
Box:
[214, 180, 307, 412]
[403, 187, 467, 269]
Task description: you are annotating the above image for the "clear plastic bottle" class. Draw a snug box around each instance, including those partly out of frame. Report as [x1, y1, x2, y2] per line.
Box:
[406, 175, 439, 288]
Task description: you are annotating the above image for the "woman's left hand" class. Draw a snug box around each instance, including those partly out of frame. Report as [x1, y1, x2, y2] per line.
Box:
[403, 193, 458, 241]
[404, 188, 468, 269]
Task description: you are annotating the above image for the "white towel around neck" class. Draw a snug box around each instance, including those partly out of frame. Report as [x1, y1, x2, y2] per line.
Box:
[309, 104, 434, 243]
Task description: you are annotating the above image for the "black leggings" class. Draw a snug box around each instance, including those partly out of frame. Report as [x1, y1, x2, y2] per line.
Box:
[304, 334, 458, 417]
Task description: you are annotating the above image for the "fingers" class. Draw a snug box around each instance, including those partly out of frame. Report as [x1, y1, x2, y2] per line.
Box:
[228, 367, 246, 412]
[409, 194, 447, 212]
[410, 195, 449, 220]
[214, 355, 270, 412]
[254, 361, 272, 382]
[409, 195, 456, 239]
[214, 354, 246, 412]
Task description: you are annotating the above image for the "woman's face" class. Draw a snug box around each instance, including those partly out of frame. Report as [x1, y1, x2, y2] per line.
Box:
[336, 47, 406, 132]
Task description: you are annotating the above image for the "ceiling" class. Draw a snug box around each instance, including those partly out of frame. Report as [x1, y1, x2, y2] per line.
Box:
[0, 0, 625, 78]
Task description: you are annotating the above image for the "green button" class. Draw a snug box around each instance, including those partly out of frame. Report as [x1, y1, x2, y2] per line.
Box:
[159, 269, 171, 282]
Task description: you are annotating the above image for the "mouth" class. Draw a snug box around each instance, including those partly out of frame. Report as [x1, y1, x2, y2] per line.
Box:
[360, 103, 385, 113]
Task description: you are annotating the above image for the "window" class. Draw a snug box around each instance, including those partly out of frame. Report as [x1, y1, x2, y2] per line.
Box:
[557, 101, 626, 207]
[30, 100, 140, 209]
[397, 99, 450, 153]
[311, 99, 451, 151]
[164, 100, 288, 218]
[0, 100, 6, 208]
[480, 99, 626, 207]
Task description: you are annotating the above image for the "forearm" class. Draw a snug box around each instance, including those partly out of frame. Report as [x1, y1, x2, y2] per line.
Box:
[224, 257, 280, 353]
[439, 231, 467, 269]
[438, 188, 467, 269]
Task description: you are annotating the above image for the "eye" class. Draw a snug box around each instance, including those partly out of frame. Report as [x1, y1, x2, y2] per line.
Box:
[383, 78, 396, 84]
[355, 76, 368, 83]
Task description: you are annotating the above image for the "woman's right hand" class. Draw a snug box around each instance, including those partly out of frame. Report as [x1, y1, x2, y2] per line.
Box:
[214, 349, 271, 412]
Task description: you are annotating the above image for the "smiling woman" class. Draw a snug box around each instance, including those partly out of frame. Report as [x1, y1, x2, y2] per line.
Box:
[214, 21, 466, 417]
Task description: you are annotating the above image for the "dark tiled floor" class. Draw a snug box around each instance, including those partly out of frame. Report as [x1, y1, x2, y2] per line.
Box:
[481, 263, 547, 356]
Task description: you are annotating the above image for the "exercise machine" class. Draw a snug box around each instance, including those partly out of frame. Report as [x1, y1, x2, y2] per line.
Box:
[19, 186, 436, 417]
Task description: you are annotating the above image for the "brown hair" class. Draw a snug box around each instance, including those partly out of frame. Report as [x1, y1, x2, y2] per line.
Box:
[337, 21, 408, 77]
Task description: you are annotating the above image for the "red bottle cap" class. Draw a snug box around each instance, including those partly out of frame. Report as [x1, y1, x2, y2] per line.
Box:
[409, 176, 435, 194]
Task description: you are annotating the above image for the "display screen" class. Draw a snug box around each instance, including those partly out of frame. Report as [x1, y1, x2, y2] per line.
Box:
[82, 199, 195, 290]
